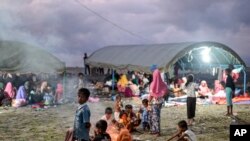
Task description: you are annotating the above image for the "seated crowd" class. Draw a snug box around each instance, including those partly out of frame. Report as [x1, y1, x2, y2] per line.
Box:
[101, 70, 239, 104]
[0, 72, 63, 108]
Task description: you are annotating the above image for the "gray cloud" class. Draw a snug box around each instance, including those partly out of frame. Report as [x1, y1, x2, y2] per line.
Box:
[1, 0, 250, 66]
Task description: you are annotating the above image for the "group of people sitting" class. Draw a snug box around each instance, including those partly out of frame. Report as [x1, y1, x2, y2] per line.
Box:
[168, 77, 233, 102]
[99, 69, 238, 108]
[90, 94, 148, 140]
[65, 68, 167, 141]
[66, 85, 196, 141]
[113, 95, 149, 132]
[108, 70, 230, 103]
[115, 71, 152, 97]
[168, 78, 212, 98]
[0, 72, 63, 108]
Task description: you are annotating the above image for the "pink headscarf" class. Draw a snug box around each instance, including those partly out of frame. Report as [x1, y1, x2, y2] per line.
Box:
[150, 69, 167, 98]
[4, 82, 15, 98]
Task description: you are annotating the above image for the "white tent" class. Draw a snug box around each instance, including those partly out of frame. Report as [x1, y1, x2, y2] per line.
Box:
[0, 40, 65, 73]
[86, 41, 246, 73]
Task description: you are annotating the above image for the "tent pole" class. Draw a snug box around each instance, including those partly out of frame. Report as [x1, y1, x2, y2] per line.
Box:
[181, 61, 185, 77]
[243, 67, 247, 94]
[63, 68, 66, 100]
[163, 65, 166, 83]
[112, 69, 115, 96]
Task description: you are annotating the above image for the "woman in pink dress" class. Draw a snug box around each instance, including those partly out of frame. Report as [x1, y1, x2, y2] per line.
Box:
[149, 69, 167, 136]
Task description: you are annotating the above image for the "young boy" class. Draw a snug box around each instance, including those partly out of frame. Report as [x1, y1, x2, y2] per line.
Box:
[138, 99, 151, 131]
[125, 104, 141, 132]
[73, 88, 91, 141]
[93, 120, 111, 141]
[101, 107, 114, 125]
[225, 68, 235, 116]
[167, 120, 197, 141]
[118, 110, 130, 129]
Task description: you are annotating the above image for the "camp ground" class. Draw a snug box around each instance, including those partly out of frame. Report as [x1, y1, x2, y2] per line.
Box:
[0, 40, 250, 141]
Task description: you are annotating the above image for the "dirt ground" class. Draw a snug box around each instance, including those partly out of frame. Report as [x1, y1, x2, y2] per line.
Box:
[0, 98, 249, 141]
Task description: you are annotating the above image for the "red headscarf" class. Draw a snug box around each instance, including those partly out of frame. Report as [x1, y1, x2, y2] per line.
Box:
[150, 69, 167, 98]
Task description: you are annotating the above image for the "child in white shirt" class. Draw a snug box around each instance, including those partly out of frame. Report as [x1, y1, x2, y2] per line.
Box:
[167, 120, 197, 141]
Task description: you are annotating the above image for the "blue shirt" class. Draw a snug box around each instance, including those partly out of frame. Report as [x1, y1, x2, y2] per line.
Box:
[73, 103, 91, 140]
[141, 107, 149, 123]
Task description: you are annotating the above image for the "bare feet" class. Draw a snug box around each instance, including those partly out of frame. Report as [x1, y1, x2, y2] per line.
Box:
[150, 132, 160, 136]
[155, 133, 161, 137]
[187, 119, 194, 126]
[150, 132, 157, 135]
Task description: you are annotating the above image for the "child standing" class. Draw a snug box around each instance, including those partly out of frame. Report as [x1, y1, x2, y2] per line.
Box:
[101, 107, 114, 125]
[225, 68, 235, 116]
[93, 120, 111, 141]
[73, 88, 91, 141]
[138, 99, 151, 131]
[167, 120, 197, 141]
[184, 75, 197, 126]
[114, 95, 123, 121]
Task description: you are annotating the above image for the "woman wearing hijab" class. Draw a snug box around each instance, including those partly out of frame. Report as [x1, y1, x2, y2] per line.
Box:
[4, 82, 16, 99]
[40, 81, 48, 94]
[198, 80, 211, 98]
[13, 86, 28, 107]
[55, 81, 63, 104]
[16, 86, 27, 100]
[0, 82, 5, 106]
[117, 74, 128, 93]
[149, 69, 167, 136]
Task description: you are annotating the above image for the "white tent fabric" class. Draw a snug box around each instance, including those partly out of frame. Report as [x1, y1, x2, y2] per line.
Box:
[0, 40, 65, 73]
[86, 41, 246, 73]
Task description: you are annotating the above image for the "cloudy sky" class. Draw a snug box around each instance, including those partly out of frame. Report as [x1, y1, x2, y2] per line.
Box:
[1, 0, 250, 67]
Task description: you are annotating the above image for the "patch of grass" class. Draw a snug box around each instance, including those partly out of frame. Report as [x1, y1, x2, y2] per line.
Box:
[0, 101, 249, 141]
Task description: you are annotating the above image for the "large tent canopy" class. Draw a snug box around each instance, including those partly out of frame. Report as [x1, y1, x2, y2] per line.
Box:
[0, 40, 65, 73]
[86, 41, 246, 73]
